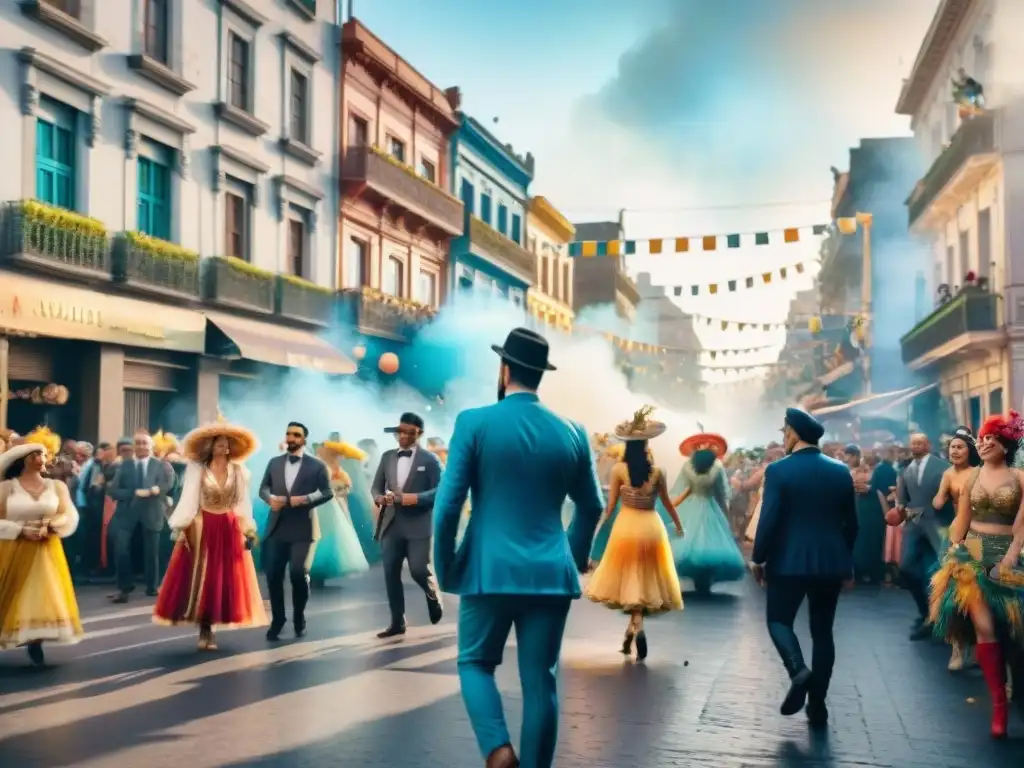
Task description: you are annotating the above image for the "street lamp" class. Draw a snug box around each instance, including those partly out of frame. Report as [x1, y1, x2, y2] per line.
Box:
[837, 212, 873, 394]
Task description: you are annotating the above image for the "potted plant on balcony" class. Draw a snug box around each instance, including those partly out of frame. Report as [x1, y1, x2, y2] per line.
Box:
[1, 199, 109, 274]
[112, 231, 201, 299]
[202, 255, 275, 313]
[276, 274, 335, 325]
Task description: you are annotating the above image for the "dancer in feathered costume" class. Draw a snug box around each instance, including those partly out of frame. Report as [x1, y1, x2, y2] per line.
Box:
[585, 407, 683, 659]
[665, 430, 746, 594]
[929, 411, 1024, 739]
[0, 427, 83, 665]
[154, 418, 267, 650]
[309, 439, 370, 584]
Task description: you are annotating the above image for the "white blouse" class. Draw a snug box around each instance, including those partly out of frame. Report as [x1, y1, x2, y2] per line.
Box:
[0, 478, 80, 540]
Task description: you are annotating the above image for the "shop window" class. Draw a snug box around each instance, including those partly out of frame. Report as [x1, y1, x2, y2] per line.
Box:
[137, 150, 171, 240]
[35, 99, 76, 211]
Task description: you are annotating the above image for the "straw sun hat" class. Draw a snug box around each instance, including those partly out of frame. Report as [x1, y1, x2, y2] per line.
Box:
[614, 405, 666, 442]
[181, 415, 258, 463]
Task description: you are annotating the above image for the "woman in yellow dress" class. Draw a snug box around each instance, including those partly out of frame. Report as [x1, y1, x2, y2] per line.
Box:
[0, 427, 83, 665]
[585, 406, 683, 660]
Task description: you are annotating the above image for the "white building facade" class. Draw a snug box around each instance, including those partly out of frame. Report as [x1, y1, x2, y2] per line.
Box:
[896, 0, 1024, 427]
[0, 0, 339, 284]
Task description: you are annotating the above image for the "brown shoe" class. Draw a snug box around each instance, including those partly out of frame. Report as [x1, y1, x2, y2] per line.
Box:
[485, 744, 518, 768]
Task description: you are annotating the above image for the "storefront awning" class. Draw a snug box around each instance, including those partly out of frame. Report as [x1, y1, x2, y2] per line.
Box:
[205, 313, 357, 375]
[866, 382, 939, 415]
[810, 386, 919, 419]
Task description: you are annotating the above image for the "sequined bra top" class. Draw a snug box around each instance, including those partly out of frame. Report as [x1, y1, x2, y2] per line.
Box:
[617, 465, 660, 511]
[969, 469, 1021, 526]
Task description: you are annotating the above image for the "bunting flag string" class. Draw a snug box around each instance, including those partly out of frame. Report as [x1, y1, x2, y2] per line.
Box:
[689, 312, 789, 332]
[568, 223, 828, 257]
[579, 326, 780, 357]
[667, 260, 811, 298]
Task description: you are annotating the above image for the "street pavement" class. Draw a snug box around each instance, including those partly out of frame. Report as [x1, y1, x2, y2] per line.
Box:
[1, 571, 1023, 767]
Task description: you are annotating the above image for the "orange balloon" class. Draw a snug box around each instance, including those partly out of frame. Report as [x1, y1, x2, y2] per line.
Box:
[378, 352, 399, 375]
[352, 345, 366, 361]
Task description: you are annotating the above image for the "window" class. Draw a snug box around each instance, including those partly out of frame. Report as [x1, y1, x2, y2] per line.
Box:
[228, 33, 250, 111]
[945, 244, 955, 285]
[137, 153, 171, 240]
[528, 236, 537, 253]
[35, 109, 76, 211]
[990, 387, 1004, 417]
[43, 0, 80, 16]
[346, 237, 368, 288]
[418, 271, 437, 306]
[224, 189, 247, 259]
[388, 136, 405, 163]
[958, 228, 970, 282]
[562, 262, 570, 302]
[418, 158, 436, 184]
[497, 204, 508, 235]
[288, 210, 307, 278]
[144, 0, 169, 64]
[540, 255, 549, 294]
[289, 69, 309, 144]
[978, 208, 992, 278]
[511, 213, 521, 245]
[509, 287, 524, 307]
[460, 180, 475, 215]
[480, 193, 492, 224]
[348, 114, 368, 147]
[384, 255, 404, 296]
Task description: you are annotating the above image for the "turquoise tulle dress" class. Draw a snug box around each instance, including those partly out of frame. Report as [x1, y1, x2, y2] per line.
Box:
[309, 476, 370, 582]
[661, 459, 746, 592]
[342, 457, 381, 565]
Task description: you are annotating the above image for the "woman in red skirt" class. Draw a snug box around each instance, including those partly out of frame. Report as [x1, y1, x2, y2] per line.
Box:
[153, 418, 267, 650]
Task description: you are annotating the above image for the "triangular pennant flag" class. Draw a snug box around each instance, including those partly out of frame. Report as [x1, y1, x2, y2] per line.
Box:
[755, 232, 769, 246]
[702, 235, 717, 251]
[728, 280, 737, 292]
[710, 351, 717, 360]
[780, 267, 788, 279]
[709, 284, 718, 295]
[673, 286, 682, 296]
[727, 234, 740, 248]
[746, 276, 754, 288]
[675, 238, 689, 252]
[795, 262, 805, 274]
[721, 321, 728, 331]
[783, 228, 799, 243]
[691, 285, 699, 296]
[650, 239, 663, 254]
[762, 273, 772, 284]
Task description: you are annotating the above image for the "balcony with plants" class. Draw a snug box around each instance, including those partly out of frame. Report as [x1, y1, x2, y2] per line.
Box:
[202, 256, 276, 314]
[338, 285, 436, 341]
[0, 199, 110, 280]
[112, 231, 201, 300]
[467, 216, 533, 282]
[276, 274, 335, 325]
[900, 281, 1002, 366]
[342, 145, 463, 236]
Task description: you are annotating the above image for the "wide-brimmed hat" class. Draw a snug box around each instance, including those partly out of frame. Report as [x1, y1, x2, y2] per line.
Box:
[182, 417, 258, 462]
[320, 440, 367, 461]
[0, 443, 45, 480]
[679, 432, 729, 457]
[492, 327, 556, 371]
[614, 405, 666, 441]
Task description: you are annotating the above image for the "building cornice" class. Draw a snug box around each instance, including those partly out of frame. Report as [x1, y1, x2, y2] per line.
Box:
[458, 115, 533, 190]
[895, 0, 975, 116]
[528, 196, 575, 243]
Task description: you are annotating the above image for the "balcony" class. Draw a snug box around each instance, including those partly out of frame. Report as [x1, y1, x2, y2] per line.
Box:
[275, 275, 334, 326]
[0, 199, 110, 282]
[467, 216, 533, 283]
[339, 287, 434, 341]
[907, 112, 997, 229]
[202, 256, 275, 314]
[342, 147, 463, 236]
[615, 269, 641, 307]
[900, 288, 1004, 369]
[111, 232, 201, 301]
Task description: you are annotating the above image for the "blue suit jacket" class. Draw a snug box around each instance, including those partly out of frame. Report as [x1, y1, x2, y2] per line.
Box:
[432, 392, 604, 597]
[752, 447, 858, 579]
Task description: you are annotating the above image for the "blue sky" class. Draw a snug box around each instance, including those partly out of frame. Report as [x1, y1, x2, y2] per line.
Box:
[354, 0, 941, 370]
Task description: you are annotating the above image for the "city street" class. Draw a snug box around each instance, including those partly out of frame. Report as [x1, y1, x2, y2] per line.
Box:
[1, 572, 1022, 768]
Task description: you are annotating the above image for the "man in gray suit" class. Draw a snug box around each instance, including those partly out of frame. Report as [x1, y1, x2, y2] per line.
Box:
[107, 432, 175, 602]
[259, 421, 334, 641]
[372, 411, 443, 638]
[895, 433, 952, 640]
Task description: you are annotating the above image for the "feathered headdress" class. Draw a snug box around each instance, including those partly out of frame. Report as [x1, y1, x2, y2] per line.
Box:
[614, 405, 666, 441]
[320, 440, 367, 461]
[152, 430, 179, 458]
[978, 410, 1024, 443]
[24, 426, 61, 457]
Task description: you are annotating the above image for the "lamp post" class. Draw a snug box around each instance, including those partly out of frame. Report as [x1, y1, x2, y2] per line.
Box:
[837, 212, 873, 395]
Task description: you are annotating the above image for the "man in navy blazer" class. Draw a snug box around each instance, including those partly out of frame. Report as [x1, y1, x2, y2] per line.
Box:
[752, 407, 858, 728]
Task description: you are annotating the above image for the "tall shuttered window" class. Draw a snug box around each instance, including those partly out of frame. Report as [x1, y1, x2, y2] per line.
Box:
[137, 153, 171, 240]
[35, 110, 76, 210]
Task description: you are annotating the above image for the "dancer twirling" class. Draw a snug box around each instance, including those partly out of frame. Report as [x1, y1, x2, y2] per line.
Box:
[667, 430, 746, 594]
[585, 407, 683, 659]
[310, 439, 370, 583]
[154, 419, 267, 649]
[0, 430, 83, 665]
[930, 411, 1024, 739]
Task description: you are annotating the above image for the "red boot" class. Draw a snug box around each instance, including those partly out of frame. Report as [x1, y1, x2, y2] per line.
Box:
[976, 642, 1008, 739]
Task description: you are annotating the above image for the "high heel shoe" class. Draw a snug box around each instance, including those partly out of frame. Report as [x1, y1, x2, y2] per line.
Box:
[635, 631, 648, 660]
[621, 630, 634, 655]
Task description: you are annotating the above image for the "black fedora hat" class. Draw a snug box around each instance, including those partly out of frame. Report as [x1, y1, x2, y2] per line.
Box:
[491, 327, 556, 371]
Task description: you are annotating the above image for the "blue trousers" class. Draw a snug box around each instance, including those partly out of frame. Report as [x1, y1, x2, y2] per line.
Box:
[458, 594, 572, 768]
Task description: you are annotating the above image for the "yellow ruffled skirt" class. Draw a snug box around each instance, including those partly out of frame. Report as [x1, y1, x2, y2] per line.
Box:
[585, 505, 683, 614]
[0, 536, 83, 648]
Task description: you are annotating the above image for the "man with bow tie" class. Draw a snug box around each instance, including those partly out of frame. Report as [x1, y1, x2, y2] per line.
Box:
[372, 412, 443, 638]
[258, 421, 334, 640]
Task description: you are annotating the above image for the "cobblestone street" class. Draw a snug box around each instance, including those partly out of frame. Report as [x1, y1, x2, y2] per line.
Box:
[1, 572, 1022, 767]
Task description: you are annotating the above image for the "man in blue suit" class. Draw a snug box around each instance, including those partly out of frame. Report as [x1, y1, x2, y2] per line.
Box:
[433, 327, 604, 768]
[752, 407, 858, 729]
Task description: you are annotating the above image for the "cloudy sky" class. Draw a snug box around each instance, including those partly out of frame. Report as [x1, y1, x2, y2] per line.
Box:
[354, 0, 942, 376]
